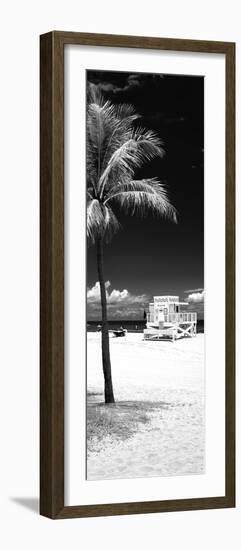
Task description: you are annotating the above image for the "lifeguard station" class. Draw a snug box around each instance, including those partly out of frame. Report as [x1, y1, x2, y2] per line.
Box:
[143, 295, 197, 341]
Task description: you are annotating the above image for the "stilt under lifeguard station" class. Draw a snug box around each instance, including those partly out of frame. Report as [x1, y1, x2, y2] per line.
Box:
[143, 295, 197, 341]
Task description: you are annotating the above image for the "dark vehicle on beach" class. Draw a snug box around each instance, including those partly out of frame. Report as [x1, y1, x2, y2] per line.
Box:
[112, 327, 127, 338]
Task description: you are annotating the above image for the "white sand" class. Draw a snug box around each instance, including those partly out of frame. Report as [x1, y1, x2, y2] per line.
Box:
[87, 332, 205, 480]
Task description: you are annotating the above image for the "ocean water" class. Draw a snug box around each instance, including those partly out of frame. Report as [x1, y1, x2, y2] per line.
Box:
[87, 319, 204, 333]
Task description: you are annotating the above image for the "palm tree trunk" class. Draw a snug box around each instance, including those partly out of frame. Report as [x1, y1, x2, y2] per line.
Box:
[96, 237, 115, 404]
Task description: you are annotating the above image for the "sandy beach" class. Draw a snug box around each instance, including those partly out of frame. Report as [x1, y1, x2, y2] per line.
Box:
[87, 332, 205, 480]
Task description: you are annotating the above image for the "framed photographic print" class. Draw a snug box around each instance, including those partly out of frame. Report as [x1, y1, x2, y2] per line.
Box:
[40, 31, 235, 519]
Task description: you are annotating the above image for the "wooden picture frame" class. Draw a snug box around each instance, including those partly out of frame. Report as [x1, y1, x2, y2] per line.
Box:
[40, 31, 235, 519]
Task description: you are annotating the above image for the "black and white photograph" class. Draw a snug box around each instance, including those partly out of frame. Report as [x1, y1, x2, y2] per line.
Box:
[0, 1, 236, 539]
[86, 69, 205, 481]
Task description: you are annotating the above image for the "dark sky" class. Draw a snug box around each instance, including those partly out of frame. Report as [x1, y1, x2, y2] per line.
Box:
[87, 70, 204, 320]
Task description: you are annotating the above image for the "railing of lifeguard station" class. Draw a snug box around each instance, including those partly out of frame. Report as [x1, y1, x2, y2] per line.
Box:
[146, 312, 197, 324]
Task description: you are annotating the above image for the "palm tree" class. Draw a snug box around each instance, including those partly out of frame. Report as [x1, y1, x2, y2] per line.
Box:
[87, 84, 177, 404]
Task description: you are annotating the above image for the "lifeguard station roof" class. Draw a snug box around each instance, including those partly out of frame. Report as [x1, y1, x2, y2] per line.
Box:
[153, 295, 179, 302]
[153, 296, 187, 305]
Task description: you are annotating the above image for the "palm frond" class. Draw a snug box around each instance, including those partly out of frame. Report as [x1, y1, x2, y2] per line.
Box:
[132, 127, 165, 162]
[105, 177, 162, 197]
[86, 88, 177, 244]
[104, 180, 177, 222]
[87, 103, 108, 182]
[87, 199, 120, 244]
[99, 132, 164, 199]
[87, 82, 106, 107]
[87, 101, 139, 192]
[87, 199, 104, 243]
[100, 114, 140, 174]
[114, 103, 138, 119]
[133, 127, 164, 150]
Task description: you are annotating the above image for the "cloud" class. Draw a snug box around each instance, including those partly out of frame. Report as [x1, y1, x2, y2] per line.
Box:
[182, 289, 204, 319]
[184, 287, 204, 294]
[87, 281, 150, 319]
[186, 290, 204, 304]
[87, 281, 148, 305]
[87, 281, 111, 301]
[92, 73, 164, 98]
[94, 75, 142, 96]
